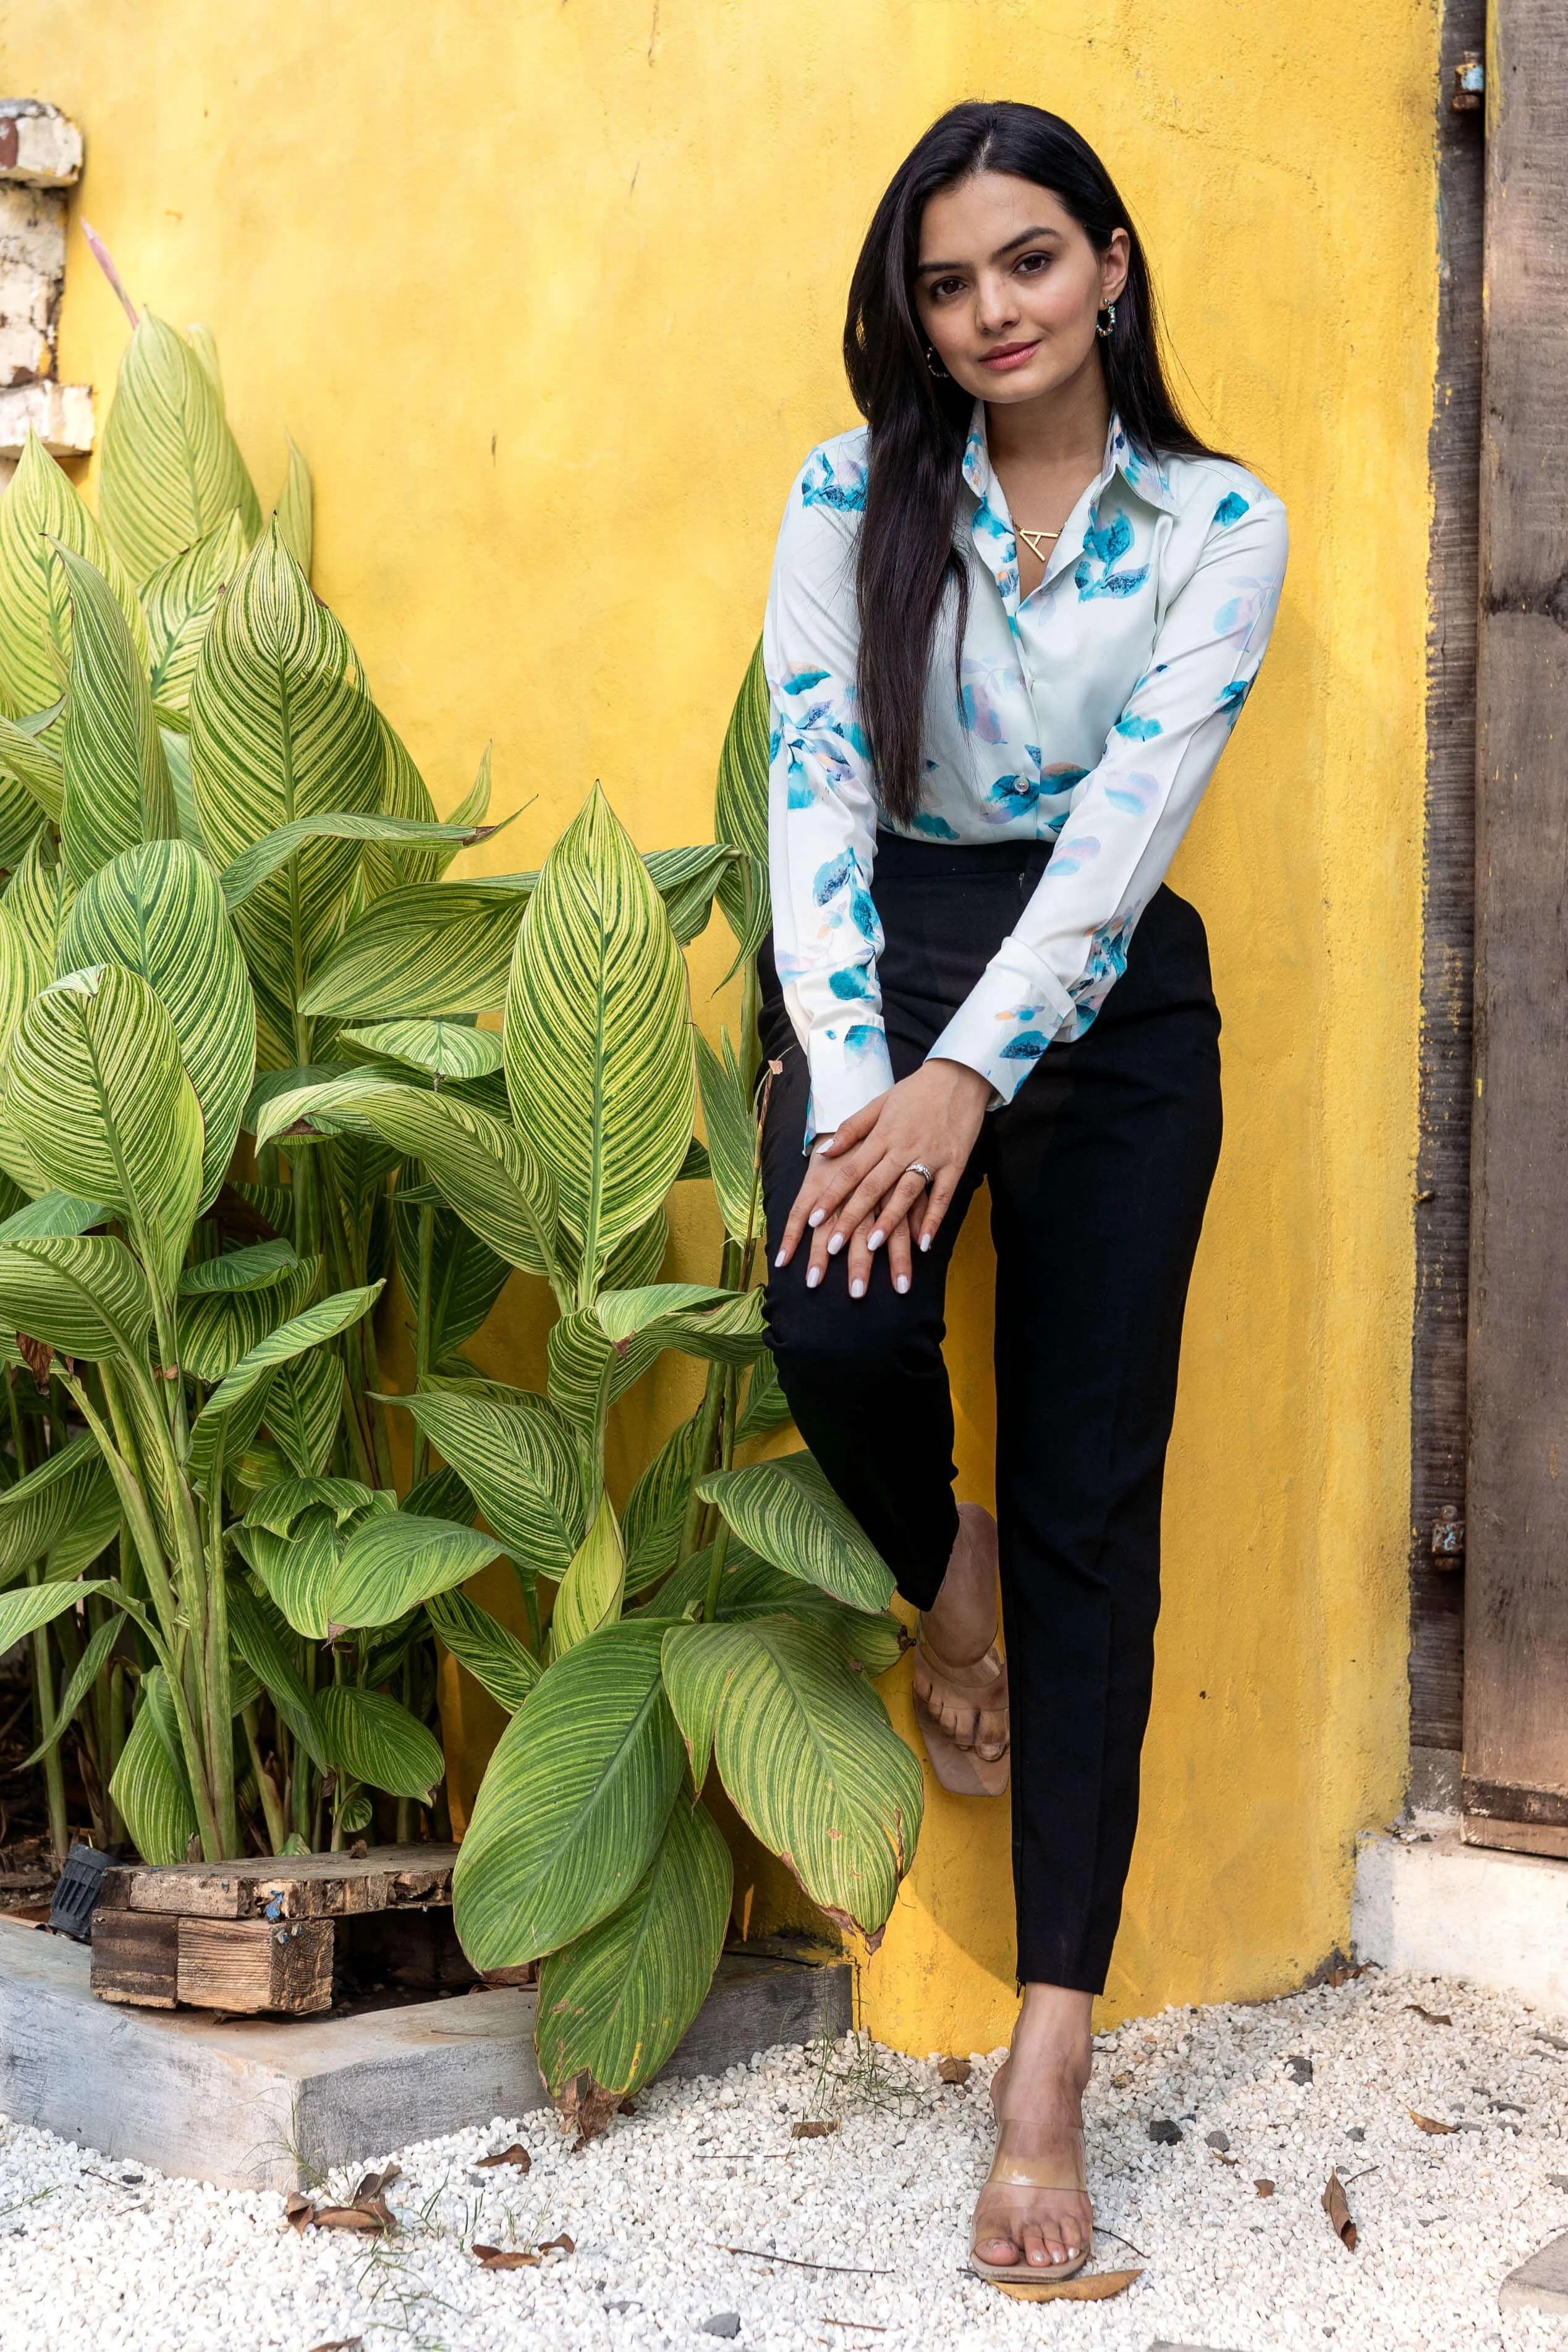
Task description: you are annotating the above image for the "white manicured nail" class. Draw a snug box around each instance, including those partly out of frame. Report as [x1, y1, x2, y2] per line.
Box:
[807, 1208, 824, 1228]
[850, 1278, 865, 1299]
[774, 1248, 786, 1267]
[868, 1228, 884, 1250]
[827, 1233, 844, 1255]
[806, 1266, 821, 1289]
[920, 1233, 932, 1252]
[896, 1275, 910, 1294]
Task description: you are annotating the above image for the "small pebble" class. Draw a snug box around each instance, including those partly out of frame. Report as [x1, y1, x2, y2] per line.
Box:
[1286, 2055, 1315, 2084]
[1148, 2116, 1183, 2144]
[1346, 2125, 1366, 2142]
[1204, 2128, 1231, 2151]
[702, 2315, 742, 2338]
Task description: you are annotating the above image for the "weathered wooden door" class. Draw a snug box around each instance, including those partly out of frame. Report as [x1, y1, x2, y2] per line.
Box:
[1465, 0, 1568, 1857]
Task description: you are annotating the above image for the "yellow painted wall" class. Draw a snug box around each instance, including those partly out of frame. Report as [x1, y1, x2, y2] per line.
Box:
[0, 0, 1434, 2051]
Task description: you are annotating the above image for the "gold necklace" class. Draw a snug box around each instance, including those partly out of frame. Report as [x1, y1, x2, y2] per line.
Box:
[1016, 525, 1062, 561]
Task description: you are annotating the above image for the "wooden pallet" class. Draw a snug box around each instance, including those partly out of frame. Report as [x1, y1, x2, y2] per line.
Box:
[91, 1845, 461, 2017]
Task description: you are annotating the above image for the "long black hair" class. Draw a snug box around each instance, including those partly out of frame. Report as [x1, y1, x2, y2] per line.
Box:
[843, 101, 1224, 826]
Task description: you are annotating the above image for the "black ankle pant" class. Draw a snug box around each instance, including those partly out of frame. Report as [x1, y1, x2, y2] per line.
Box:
[759, 831, 1223, 1992]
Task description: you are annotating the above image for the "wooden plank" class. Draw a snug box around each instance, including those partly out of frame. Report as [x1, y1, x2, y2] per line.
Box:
[1465, 0, 1568, 1851]
[112, 1843, 457, 1921]
[90, 1911, 180, 2008]
[176, 1917, 334, 2014]
[1409, 0, 1486, 1762]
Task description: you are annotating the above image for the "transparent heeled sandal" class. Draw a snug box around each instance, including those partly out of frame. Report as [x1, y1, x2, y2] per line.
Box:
[912, 1621, 1010, 1796]
[969, 2118, 1093, 2286]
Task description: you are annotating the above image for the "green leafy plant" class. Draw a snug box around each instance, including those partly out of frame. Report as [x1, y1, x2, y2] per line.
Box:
[261, 646, 924, 2128]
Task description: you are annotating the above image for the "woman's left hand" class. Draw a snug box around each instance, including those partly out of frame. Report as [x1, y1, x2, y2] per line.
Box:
[775, 1057, 994, 1296]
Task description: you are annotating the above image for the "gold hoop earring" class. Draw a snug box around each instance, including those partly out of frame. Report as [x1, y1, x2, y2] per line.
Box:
[925, 342, 951, 380]
[1095, 302, 1117, 341]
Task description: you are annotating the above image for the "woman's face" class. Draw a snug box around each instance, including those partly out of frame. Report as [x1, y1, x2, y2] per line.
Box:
[914, 171, 1129, 407]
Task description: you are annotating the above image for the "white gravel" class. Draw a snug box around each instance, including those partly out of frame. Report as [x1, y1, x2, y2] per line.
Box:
[2, 1965, 1567, 2351]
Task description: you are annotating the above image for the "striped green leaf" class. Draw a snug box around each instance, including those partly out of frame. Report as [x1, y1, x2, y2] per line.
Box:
[256, 1075, 556, 1281]
[99, 313, 260, 587]
[5, 828, 75, 993]
[713, 637, 771, 969]
[0, 431, 146, 716]
[736, 1353, 793, 1443]
[698, 1452, 894, 1613]
[54, 543, 177, 886]
[220, 809, 500, 914]
[549, 1500, 625, 1658]
[187, 1280, 383, 1488]
[696, 1029, 761, 1246]
[226, 1579, 328, 1767]
[272, 435, 311, 575]
[0, 1437, 115, 1588]
[404, 1463, 476, 1523]
[301, 877, 537, 1021]
[426, 1586, 540, 1713]
[452, 1620, 682, 1969]
[23, 1607, 125, 1765]
[324, 1511, 499, 1632]
[0, 708, 63, 825]
[347, 1020, 503, 1081]
[0, 899, 34, 1056]
[661, 1616, 922, 1941]
[644, 843, 745, 948]
[394, 1194, 510, 1361]
[392, 1380, 583, 1578]
[246, 1475, 376, 1535]
[363, 714, 442, 898]
[188, 526, 383, 1035]
[142, 510, 248, 714]
[0, 1191, 111, 1242]
[177, 1252, 320, 1382]
[0, 1575, 115, 1649]
[505, 788, 695, 1283]
[0, 1234, 155, 1362]
[59, 839, 256, 1208]
[9, 963, 203, 1294]
[317, 1684, 444, 1801]
[179, 1239, 297, 1294]
[110, 1673, 198, 1864]
[264, 1346, 344, 1477]
[597, 1282, 768, 1368]
[622, 1408, 703, 1595]
[236, 1490, 390, 1641]
[652, 1544, 905, 1675]
[535, 1791, 731, 2100]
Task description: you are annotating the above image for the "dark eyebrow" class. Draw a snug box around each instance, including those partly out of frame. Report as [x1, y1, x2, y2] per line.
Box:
[915, 226, 1062, 276]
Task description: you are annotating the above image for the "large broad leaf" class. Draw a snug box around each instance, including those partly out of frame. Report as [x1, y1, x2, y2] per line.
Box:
[178, 1239, 298, 1294]
[300, 877, 537, 1021]
[142, 511, 248, 715]
[99, 313, 260, 587]
[425, 1586, 540, 1713]
[234, 1495, 382, 1642]
[535, 1791, 731, 2100]
[0, 1233, 155, 1361]
[505, 788, 695, 1282]
[622, 1407, 703, 1595]
[452, 1620, 681, 1970]
[0, 1433, 119, 1591]
[8, 962, 202, 1294]
[60, 839, 256, 1208]
[109, 1672, 198, 1865]
[652, 1545, 905, 1676]
[23, 1607, 125, 1765]
[713, 637, 771, 969]
[0, 900, 33, 1059]
[661, 1616, 922, 1943]
[695, 1029, 762, 1246]
[392, 1380, 582, 1578]
[4, 828, 75, 995]
[177, 1252, 320, 1382]
[597, 1281, 768, 1367]
[54, 543, 177, 885]
[226, 1579, 328, 1767]
[264, 1346, 344, 1478]
[324, 1511, 499, 1631]
[257, 1075, 556, 1281]
[188, 526, 383, 1043]
[698, 1452, 894, 1614]
[272, 435, 311, 576]
[316, 1684, 444, 1801]
[347, 1020, 503, 1082]
[643, 844, 745, 948]
[548, 1500, 625, 1658]
[0, 431, 146, 716]
[0, 706, 63, 827]
[735, 1352, 793, 1443]
[394, 1192, 510, 1361]
[187, 1280, 383, 1487]
[0, 1574, 115, 1648]
[220, 810, 501, 913]
[0, 1190, 111, 1242]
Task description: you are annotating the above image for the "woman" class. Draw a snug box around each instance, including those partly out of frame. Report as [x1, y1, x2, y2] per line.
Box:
[759, 102, 1287, 2285]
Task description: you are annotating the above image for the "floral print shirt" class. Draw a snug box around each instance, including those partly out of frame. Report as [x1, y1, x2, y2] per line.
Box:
[763, 404, 1288, 1139]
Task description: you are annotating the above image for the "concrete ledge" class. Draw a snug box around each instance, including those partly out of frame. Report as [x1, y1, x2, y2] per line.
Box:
[0, 1917, 852, 2191]
[1352, 1817, 1568, 2013]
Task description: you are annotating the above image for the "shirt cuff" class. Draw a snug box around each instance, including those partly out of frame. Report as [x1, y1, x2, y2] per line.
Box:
[803, 1017, 896, 1147]
[925, 954, 1075, 1105]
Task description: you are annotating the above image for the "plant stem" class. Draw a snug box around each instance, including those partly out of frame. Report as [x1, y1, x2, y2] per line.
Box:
[25, 1569, 69, 1864]
[412, 1199, 434, 1485]
[203, 1429, 237, 1854]
[242, 1704, 287, 1853]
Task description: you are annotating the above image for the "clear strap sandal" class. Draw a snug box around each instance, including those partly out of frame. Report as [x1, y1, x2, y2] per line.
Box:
[969, 2119, 1093, 2285]
[912, 1622, 1010, 1796]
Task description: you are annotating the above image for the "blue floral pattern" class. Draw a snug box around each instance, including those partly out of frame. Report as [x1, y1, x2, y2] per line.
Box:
[764, 409, 1287, 1134]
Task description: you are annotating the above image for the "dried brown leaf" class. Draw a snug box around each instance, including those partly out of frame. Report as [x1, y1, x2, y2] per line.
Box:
[285, 2193, 315, 2234]
[1110, 2071, 1133, 2089]
[618, 2097, 637, 2115]
[1408, 2107, 1459, 2135]
[559, 2067, 624, 2146]
[938, 2057, 972, 2085]
[473, 2244, 540, 2270]
[312, 2205, 389, 2233]
[1322, 1963, 1368, 1987]
[1255, 2178, 1275, 2197]
[995, 2267, 1142, 2303]
[350, 2163, 401, 2202]
[16, 1335, 53, 1390]
[792, 2119, 840, 2139]
[1407, 2003, 1452, 2026]
[475, 2143, 532, 2172]
[538, 2232, 575, 2254]
[307, 2340, 364, 2350]
[1322, 2168, 1357, 2251]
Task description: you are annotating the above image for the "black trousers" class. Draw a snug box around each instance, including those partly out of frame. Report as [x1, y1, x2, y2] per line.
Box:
[759, 831, 1223, 1992]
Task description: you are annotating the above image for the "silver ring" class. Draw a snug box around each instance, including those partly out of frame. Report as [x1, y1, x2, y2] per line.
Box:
[905, 1160, 935, 1189]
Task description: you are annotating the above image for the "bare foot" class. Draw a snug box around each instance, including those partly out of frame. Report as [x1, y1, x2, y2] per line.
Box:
[972, 1984, 1095, 2271]
[912, 1503, 1007, 1760]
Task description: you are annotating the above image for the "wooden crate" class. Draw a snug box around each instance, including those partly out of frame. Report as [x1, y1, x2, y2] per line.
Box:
[90, 1845, 460, 2016]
